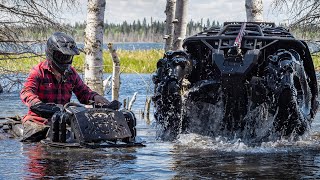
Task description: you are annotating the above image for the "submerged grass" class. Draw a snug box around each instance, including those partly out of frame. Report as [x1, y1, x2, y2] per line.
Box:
[312, 53, 320, 71]
[0, 49, 164, 74]
[0, 50, 320, 73]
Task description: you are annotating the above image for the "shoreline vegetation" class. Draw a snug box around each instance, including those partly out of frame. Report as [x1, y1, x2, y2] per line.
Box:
[71, 19, 320, 43]
[0, 49, 164, 74]
[0, 50, 319, 74]
[1, 17, 319, 74]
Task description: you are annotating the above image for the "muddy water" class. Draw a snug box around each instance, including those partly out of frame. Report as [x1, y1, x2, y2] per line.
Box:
[1, 74, 320, 179]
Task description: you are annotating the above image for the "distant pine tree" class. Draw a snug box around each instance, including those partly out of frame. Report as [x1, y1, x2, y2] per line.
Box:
[71, 17, 222, 42]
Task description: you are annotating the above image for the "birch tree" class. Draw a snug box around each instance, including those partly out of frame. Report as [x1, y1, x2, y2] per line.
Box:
[172, 0, 188, 51]
[164, 0, 176, 52]
[84, 0, 106, 95]
[245, 0, 263, 22]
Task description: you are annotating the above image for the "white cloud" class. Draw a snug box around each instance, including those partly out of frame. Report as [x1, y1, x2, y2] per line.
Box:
[62, 0, 289, 25]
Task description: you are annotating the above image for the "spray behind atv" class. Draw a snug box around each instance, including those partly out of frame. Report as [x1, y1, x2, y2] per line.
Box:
[153, 22, 319, 143]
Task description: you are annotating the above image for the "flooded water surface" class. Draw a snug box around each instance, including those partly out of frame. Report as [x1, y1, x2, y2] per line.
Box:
[1, 74, 320, 179]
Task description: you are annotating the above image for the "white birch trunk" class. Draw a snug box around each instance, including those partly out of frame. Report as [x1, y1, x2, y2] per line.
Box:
[108, 43, 120, 101]
[172, 0, 188, 50]
[164, 0, 176, 52]
[84, 0, 106, 95]
[245, 0, 263, 22]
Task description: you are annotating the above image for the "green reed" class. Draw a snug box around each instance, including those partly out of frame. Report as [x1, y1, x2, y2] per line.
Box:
[0, 50, 319, 73]
[312, 53, 320, 71]
[0, 49, 164, 74]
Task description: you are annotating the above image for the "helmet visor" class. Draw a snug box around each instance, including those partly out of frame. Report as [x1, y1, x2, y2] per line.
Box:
[57, 41, 80, 56]
[53, 50, 73, 64]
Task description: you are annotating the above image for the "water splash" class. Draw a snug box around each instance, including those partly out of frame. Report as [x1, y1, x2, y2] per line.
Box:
[176, 133, 250, 152]
[175, 130, 320, 154]
[180, 84, 313, 144]
[173, 87, 319, 152]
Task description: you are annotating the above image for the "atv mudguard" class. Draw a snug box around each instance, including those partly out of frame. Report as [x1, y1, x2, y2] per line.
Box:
[42, 105, 144, 148]
[0, 108, 145, 148]
[67, 106, 132, 142]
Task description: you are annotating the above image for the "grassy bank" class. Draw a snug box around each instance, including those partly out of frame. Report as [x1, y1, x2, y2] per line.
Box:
[0, 50, 320, 73]
[313, 53, 320, 71]
[0, 49, 164, 74]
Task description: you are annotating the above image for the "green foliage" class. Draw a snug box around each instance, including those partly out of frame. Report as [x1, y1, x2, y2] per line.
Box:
[0, 50, 164, 74]
[73, 49, 164, 73]
[1, 51, 319, 74]
[312, 53, 320, 70]
[0, 54, 43, 73]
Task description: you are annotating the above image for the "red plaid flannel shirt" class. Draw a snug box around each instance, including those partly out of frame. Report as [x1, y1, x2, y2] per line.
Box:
[20, 60, 98, 124]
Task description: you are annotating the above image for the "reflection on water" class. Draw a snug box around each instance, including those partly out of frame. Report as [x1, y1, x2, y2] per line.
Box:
[22, 144, 139, 179]
[171, 132, 320, 179]
[171, 146, 320, 179]
[1, 74, 320, 179]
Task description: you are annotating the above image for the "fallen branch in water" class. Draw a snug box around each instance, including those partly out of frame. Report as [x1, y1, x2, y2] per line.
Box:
[128, 92, 138, 111]
[103, 75, 112, 94]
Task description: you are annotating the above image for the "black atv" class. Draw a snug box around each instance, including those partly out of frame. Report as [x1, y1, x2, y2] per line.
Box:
[0, 102, 144, 148]
[153, 22, 319, 142]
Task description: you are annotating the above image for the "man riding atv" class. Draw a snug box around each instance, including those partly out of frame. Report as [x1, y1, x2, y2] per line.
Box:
[20, 32, 132, 144]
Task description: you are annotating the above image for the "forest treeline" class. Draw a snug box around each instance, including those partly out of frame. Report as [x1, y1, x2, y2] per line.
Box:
[22, 17, 320, 43]
[69, 17, 320, 43]
[71, 18, 222, 42]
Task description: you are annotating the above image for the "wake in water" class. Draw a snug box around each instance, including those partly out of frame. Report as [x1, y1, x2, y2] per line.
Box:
[178, 85, 313, 145]
[174, 106, 320, 152]
[175, 132, 320, 153]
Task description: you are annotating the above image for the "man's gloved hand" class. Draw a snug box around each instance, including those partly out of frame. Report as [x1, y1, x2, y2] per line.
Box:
[30, 102, 61, 118]
[101, 100, 122, 110]
[94, 95, 110, 105]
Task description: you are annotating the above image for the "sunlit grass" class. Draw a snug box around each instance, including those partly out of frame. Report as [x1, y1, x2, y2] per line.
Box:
[312, 53, 320, 71]
[1, 51, 320, 73]
[0, 49, 164, 73]
[0, 54, 43, 73]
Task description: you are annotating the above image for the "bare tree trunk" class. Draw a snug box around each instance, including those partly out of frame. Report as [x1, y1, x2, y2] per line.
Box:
[245, 0, 263, 22]
[107, 43, 120, 101]
[145, 97, 151, 120]
[84, 0, 106, 95]
[128, 92, 138, 111]
[164, 0, 176, 52]
[172, 0, 188, 50]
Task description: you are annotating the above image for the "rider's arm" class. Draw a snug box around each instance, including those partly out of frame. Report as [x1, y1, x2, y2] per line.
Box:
[20, 67, 42, 107]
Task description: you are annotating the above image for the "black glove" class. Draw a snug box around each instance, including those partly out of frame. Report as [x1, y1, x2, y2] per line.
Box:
[30, 103, 61, 118]
[96, 100, 122, 110]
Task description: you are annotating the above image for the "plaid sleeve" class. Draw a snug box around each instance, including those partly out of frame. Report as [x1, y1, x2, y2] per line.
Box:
[20, 67, 42, 107]
[71, 69, 99, 104]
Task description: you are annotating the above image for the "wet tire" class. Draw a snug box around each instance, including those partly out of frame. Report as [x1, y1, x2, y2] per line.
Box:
[121, 110, 137, 143]
[275, 83, 311, 136]
[154, 90, 182, 141]
[270, 49, 312, 137]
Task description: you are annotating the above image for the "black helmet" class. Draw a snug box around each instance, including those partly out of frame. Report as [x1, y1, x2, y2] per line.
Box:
[46, 32, 80, 73]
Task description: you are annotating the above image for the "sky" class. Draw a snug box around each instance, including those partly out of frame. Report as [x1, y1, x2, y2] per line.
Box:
[63, 0, 290, 25]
